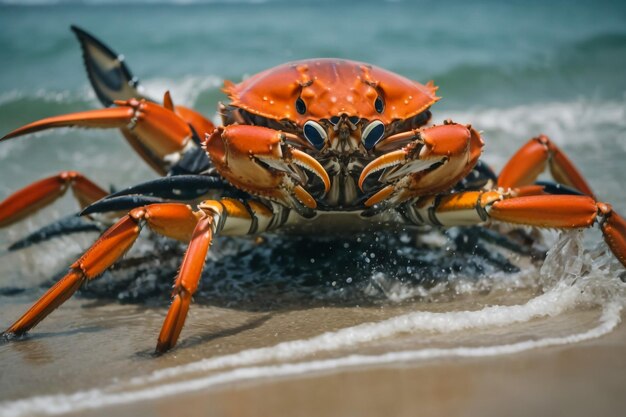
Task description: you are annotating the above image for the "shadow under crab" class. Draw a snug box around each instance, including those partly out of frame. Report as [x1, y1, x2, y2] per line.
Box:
[68, 226, 542, 311]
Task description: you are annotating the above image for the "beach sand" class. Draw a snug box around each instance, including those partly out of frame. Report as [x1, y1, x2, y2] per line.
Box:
[94, 322, 626, 417]
[1, 287, 624, 417]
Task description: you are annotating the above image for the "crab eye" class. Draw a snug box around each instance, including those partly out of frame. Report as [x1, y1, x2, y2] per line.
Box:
[295, 97, 307, 115]
[349, 116, 360, 125]
[362, 120, 385, 150]
[303, 120, 327, 150]
[329, 116, 340, 125]
[374, 95, 385, 113]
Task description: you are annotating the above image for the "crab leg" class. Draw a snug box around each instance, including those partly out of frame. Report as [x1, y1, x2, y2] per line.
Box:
[2, 196, 282, 352]
[156, 197, 286, 352]
[2, 203, 199, 336]
[402, 190, 626, 267]
[0, 171, 108, 227]
[71, 175, 233, 218]
[498, 135, 595, 198]
[157, 210, 215, 353]
[1, 94, 214, 175]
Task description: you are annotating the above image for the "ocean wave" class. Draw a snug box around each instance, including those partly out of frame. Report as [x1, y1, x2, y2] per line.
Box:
[0, 88, 93, 107]
[1, 83, 624, 133]
[437, 98, 626, 142]
[0, 74, 223, 108]
[141, 74, 223, 107]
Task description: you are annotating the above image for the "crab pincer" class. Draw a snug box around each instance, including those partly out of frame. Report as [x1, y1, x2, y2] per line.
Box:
[205, 125, 330, 214]
[359, 122, 484, 206]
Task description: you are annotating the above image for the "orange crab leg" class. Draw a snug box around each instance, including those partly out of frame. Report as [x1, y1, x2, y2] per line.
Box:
[599, 204, 626, 266]
[3, 196, 281, 352]
[1, 108, 134, 139]
[0, 171, 108, 227]
[489, 195, 626, 266]
[498, 135, 595, 198]
[156, 213, 215, 353]
[405, 191, 626, 267]
[1, 96, 200, 173]
[156, 197, 282, 352]
[488, 195, 598, 228]
[2, 203, 198, 336]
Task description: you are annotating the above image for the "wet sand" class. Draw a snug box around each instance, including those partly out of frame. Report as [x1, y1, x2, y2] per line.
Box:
[1, 289, 624, 417]
[90, 322, 626, 417]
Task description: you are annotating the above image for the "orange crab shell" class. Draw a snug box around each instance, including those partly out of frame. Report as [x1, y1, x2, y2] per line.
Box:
[223, 58, 440, 126]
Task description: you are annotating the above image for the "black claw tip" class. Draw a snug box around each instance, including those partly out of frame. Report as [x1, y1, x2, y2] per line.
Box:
[81, 196, 165, 216]
[535, 181, 585, 196]
[106, 175, 227, 201]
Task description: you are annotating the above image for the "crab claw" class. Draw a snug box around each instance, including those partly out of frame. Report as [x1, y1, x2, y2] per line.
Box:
[598, 203, 626, 267]
[206, 125, 329, 212]
[1, 97, 195, 174]
[359, 123, 483, 206]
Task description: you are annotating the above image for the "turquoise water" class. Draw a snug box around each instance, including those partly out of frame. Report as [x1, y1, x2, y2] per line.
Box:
[1, 0, 626, 106]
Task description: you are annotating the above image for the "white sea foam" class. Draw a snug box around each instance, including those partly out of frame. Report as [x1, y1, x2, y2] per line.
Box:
[139, 283, 585, 383]
[438, 98, 626, 146]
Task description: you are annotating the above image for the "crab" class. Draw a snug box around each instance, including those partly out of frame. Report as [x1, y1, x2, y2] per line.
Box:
[1, 27, 625, 354]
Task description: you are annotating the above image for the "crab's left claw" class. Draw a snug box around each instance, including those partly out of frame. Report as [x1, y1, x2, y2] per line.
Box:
[359, 123, 483, 207]
[206, 125, 329, 215]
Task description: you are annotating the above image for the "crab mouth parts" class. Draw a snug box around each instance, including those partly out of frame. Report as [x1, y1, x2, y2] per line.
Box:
[358, 147, 448, 192]
[254, 145, 330, 194]
[380, 157, 447, 183]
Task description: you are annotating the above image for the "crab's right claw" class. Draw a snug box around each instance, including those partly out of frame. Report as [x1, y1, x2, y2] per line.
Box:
[205, 125, 329, 215]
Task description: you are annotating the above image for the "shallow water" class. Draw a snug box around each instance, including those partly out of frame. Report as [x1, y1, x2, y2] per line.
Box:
[1, 1, 626, 415]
